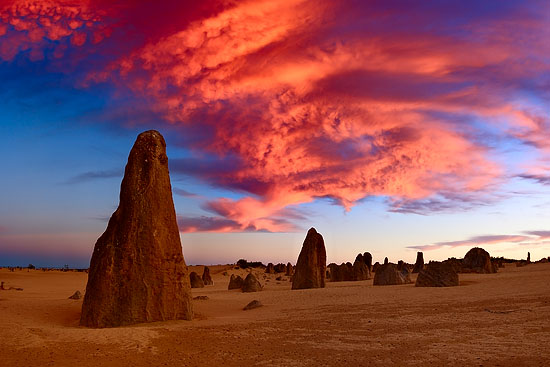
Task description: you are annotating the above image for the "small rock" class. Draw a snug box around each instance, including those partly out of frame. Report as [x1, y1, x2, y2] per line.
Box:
[69, 290, 82, 299]
[193, 296, 209, 301]
[243, 300, 263, 311]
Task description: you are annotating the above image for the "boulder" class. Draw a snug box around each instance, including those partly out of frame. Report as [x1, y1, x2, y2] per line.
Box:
[228, 274, 244, 290]
[243, 300, 263, 310]
[373, 263, 412, 286]
[415, 261, 459, 287]
[462, 247, 497, 274]
[242, 273, 262, 292]
[412, 252, 424, 273]
[190, 272, 205, 288]
[69, 290, 82, 300]
[80, 130, 193, 328]
[291, 228, 326, 290]
[202, 266, 213, 285]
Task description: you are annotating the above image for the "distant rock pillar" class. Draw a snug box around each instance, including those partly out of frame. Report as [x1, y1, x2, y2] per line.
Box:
[291, 228, 326, 290]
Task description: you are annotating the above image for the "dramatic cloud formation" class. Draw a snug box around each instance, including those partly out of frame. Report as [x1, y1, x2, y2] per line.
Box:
[409, 231, 550, 252]
[2, 0, 549, 232]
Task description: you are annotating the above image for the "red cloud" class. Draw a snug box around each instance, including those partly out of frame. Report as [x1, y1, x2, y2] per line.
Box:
[2, 1, 548, 232]
[0, 0, 109, 60]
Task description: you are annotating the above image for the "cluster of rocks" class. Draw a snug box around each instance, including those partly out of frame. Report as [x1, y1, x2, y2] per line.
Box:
[327, 252, 371, 282]
[265, 262, 294, 275]
[228, 273, 263, 292]
[189, 266, 215, 288]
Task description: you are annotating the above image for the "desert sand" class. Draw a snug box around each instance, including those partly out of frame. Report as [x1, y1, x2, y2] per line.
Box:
[1, 263, 549, 366]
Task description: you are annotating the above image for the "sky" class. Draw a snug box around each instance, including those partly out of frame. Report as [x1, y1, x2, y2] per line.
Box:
[0, 0, 549, 268]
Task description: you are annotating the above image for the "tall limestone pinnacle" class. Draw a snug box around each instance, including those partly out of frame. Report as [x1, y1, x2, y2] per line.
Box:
[80, 130, 193, 328]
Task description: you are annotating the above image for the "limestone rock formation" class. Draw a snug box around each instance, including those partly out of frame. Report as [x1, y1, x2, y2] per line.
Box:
[462, 247, 497, 274]
[372, 262, 380, 273]
[243, 300, 263, 310]
[242, 273, 262, 292]
[415, 261, 459, 287]
[190, 272, 205, 288]
[69, 290, 82, 300]
[328, 262, 353, 282]
[285, 262, 294, 276]
[384, 257, 389, 265]
[80, 130, 193, 328]
[228, 274, 244, 290]
[202, 266, 213, 285]
[527, 252, 531, 263]
[412, 252, 424, 273]
[291, 228, 326, 290]
[274, 263, 286, 273]
[373, 263, 412, 286]
[363, 252, 372, 271]
[352, 259, 371, 281]
[265, 263, 275, 274]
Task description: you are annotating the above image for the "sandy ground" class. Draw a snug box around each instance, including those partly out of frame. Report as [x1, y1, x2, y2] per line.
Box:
[0, 263, 549, 366]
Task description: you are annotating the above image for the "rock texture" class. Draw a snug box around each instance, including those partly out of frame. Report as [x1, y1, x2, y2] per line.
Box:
[202, 266, 213, 285]
[291, 228, 326, 290]
[415, 261, 459, 287]
[373, 263, 412, 286]
[80, 130, 193, 328]
[462, 247, 497, 274]
[228, 274, 244, 290]
[189, 272, 205, 288]
[412, 252, 424, 273]
[242, 273, 262, 292]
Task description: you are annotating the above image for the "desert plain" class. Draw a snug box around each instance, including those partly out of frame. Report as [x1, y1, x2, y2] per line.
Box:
[1, 262, 549, 366]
